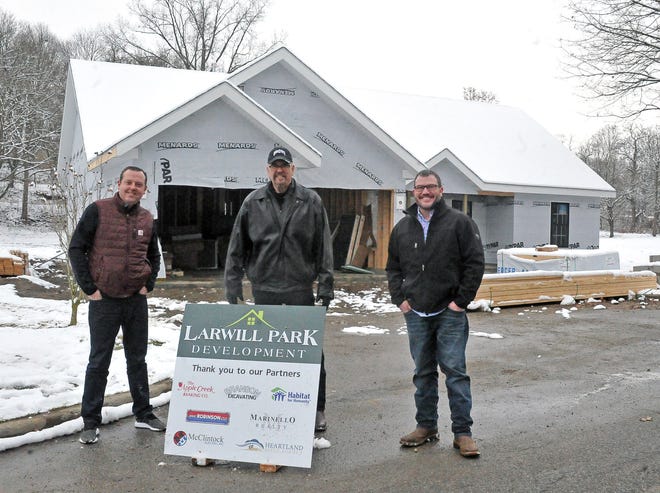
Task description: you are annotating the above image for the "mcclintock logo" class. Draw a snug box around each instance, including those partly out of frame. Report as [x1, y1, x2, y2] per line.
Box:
[173, 431, 188, 446]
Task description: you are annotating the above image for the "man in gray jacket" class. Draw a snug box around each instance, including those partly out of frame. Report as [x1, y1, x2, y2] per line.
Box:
[224, 146, 334, 432]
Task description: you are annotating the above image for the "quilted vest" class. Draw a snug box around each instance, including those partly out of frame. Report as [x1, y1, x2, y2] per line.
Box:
[88, 193, 154, 298]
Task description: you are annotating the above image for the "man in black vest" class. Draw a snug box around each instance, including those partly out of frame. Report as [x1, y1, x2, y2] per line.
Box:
[69, 166, 164, 444]
[224, 146, 334, 432]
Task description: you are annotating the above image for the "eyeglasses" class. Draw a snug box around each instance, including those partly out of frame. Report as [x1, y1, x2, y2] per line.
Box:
[268, 163, 291, 169]
[413, 184, 439, 191]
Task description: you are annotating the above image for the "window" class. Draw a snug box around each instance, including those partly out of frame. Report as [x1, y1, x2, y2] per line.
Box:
[452, 199, 472, 217]
[550, 202, 569, 248]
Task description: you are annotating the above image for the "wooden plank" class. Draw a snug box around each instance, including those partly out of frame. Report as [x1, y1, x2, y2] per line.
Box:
[332, 214, 358, 270]
[474, 271, 657, 307]
[259, 464, 282, 473]
[345, 215, 360, 265]
[349, 215, 365, 263]
[350, 244, 371, 268]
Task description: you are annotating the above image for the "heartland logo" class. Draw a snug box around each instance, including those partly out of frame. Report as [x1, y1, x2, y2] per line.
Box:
[237, 438, 264, 451]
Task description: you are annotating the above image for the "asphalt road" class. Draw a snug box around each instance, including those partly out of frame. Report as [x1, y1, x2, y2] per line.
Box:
[1, 296, 659, 493]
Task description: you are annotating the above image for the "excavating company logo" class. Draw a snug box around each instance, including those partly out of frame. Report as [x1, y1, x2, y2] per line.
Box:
[237, 438, 264, 451]
[270, 387, 311, 405]
[224, 385, 261, 400]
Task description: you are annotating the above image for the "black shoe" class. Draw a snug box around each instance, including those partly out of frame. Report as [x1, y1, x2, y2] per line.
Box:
[135, 413, 166, 431]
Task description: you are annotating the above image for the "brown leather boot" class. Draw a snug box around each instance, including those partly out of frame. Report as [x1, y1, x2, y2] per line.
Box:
[453, 435, 480, 457]
[400, 427, 438, 447]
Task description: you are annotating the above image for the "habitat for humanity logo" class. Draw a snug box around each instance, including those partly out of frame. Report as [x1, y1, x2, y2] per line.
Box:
[237, 438, 264, 451]
[186, 410, 230, 425]
[270, 387, 311, 405]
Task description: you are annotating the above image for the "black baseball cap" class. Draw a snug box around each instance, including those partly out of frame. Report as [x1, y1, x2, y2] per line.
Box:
[267, 146, 292, 165]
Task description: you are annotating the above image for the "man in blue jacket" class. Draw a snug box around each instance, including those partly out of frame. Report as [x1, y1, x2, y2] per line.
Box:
[224, 146, 334, 432]
[387, 169, 484, 457]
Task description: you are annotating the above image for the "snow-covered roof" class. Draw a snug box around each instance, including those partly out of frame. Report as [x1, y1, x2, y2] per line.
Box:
[63, 59, 321, 169]
[342, 88, 616, 197]
[69, 60, 226, 159]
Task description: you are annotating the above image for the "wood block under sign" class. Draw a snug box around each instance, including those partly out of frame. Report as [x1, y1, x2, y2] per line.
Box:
[259, 464, 282, 473]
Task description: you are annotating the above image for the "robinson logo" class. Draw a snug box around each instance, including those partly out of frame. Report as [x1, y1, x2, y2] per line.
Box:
[186, 410, 230, 425]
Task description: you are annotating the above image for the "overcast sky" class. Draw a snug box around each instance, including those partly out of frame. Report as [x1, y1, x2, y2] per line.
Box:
[1, 0, 637, 144]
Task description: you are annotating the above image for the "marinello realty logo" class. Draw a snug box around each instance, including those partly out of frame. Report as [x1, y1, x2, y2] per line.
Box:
[250, 412, 296, 432]
[173, 431, 224, 447]
[177, 380, 215, 399]
[186, 410, 230, 425]
[224, 385, 261, 400]
[271, 387, 311, 405]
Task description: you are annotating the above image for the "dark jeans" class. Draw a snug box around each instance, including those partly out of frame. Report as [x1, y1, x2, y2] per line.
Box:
[81, 293, 153, 428]
[403, 308, 473, 437]
[252, 289, 326, 411]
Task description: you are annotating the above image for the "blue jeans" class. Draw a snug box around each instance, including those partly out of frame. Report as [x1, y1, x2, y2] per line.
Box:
[404, 308, 473, 436]
[81, 294, 152, 428]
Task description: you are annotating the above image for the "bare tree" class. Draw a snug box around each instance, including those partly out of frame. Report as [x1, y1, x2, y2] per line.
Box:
[50, 165, 108, 325]
[578, 124, 626, 236]
[463, 86, 499, 103]
[104, 0, 281, 72]
[563, 0, 660, 117]
[0, 13, 69, 222]
[640, 125, 660, 235]
[619, 124, 646, 232]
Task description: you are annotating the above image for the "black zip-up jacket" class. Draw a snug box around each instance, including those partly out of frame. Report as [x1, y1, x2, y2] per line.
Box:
[224, 179, 334, 300]
[386, 199, 484, 311]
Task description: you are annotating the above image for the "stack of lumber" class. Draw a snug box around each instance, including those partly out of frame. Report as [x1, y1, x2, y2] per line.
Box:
[0, 250, 28, 276]
[474, 270, 658, 307]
